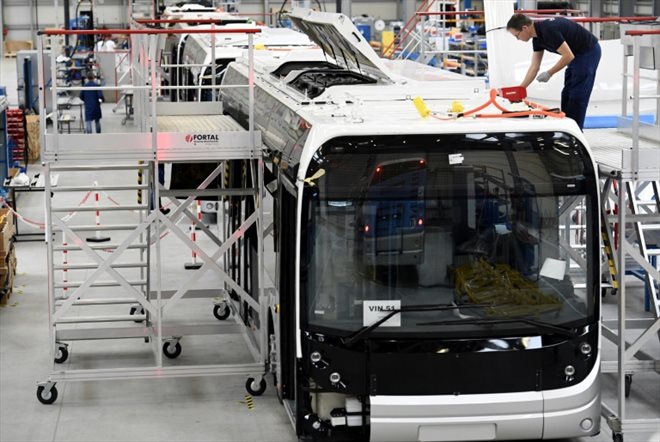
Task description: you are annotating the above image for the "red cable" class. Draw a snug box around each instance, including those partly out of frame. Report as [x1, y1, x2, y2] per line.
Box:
[427, 89, 565, 121]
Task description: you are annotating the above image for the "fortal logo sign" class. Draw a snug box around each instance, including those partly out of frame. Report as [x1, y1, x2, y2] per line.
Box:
[185, 134, 220, 145]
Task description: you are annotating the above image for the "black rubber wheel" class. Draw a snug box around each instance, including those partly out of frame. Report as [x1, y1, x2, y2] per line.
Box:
[625, 374, 632, 398]
[613, 432, 623, 442]
[54, 346, 68, 364]
[245, 377, 267, 396]
[163, 341, 182, 359]
[129, 306, 145, 323]
[36, 385, 58, 405]
[213, 304, 230, 320]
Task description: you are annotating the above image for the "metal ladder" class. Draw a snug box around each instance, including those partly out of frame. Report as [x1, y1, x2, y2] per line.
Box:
[600, 175, 660, 440]
[47, 164, 152, 362]
[390, 0, 459, 64]
[623, 180, 660, 317]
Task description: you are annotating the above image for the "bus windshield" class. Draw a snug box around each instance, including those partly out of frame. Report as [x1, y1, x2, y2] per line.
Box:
[303, 132, 599, 336]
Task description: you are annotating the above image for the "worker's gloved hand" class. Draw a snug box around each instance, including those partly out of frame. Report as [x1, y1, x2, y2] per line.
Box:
[536, 71, 552, 83]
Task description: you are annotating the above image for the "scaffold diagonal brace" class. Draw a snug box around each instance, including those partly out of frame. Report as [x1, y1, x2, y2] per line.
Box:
[52, 211, 160, 321]
[624, 318, 660, 360]
[624, 240, 660, 286]
[166, 199, 223, 247]
[160, 211, 259, 313]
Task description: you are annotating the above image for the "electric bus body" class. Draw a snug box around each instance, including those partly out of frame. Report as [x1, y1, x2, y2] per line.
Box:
[179, 26, 314, 101]
[221, 9, 601, 442]
[158, 11, 252, 102]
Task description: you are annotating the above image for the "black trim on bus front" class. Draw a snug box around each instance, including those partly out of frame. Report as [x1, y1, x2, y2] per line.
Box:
[300, 324, 598, 395]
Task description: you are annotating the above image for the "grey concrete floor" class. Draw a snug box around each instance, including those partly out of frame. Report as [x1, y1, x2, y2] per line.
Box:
[1, 57, 659, 442]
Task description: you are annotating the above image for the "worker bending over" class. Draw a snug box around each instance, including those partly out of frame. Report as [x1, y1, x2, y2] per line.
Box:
[506, 14, 601, 130]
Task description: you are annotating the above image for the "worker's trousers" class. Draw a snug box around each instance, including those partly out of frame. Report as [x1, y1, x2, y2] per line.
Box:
[85, 119, 102, 134]
[561, 43, 601, 130]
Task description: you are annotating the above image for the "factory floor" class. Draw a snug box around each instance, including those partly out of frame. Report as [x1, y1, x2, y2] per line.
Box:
[1, 57, 659, 442]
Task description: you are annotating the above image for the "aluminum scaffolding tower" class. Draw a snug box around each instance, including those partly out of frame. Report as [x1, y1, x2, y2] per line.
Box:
[35, 25, 274, 404]
[586, 24, 660, 442]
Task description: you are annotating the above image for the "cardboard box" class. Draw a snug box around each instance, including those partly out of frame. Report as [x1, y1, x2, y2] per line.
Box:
[0, 245, 16, 277]
[3, 40, 33, 57]
[0, 246, 17, 305]
[0, 209, 15, 256]
[25, 115, 40, 163]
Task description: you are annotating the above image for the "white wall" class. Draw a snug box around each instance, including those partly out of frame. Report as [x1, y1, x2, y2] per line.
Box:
[2, 0, 484, 44]
[352, 2, 400, 20]
[233, 1, 401, 21]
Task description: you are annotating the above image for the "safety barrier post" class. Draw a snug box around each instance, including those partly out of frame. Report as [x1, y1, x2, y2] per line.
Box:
[61, 232, 68, 295]
[184, 200, 203, 270]
[86, 181, 111, 243]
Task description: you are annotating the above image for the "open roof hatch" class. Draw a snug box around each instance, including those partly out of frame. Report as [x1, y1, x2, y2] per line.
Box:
[287, 8, 395, 83]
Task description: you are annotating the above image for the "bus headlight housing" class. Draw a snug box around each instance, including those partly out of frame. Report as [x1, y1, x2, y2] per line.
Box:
[564, 364, 576, 381]
[580, 418, 593, 431]
[579, 342, 592, 357]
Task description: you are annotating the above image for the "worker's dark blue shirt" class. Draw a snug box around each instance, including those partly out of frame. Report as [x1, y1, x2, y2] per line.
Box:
[80, 81, 103, 121]
[532, 17, 598, 55]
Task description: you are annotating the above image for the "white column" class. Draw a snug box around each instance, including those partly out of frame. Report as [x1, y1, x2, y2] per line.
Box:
[484, 0, 517, 89]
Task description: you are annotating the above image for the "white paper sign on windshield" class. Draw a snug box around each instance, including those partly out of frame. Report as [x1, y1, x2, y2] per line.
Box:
[540, 258, 567, 280]
[363, 300, 401, 327]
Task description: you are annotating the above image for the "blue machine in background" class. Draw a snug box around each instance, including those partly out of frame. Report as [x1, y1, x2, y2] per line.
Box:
[356, 23, 371, 42]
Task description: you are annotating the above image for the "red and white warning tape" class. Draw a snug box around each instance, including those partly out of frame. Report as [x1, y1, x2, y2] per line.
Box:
[0, 190, 93, 230]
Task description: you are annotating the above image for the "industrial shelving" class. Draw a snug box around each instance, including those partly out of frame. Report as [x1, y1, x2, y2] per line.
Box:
[0, 93, 8, 185]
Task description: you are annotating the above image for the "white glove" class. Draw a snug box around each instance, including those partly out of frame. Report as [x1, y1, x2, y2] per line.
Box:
[536, 71, 552, 83]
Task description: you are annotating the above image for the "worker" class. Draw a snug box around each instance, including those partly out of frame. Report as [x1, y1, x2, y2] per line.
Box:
[80, 72, 104, 134]
[95, 34, 116, 52]
[506, 14, 601, 130]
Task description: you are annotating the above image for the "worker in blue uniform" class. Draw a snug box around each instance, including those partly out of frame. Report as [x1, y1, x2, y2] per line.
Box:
[80, 72, 104, 133]
[506, 14, 601, 130]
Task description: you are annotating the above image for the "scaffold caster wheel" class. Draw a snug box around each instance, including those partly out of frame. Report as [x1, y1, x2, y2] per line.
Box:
[54, 346, 69, 364]
[213, 304, 230, 320]
[613, 432, 623, 442]
[246, 377, 267, 396]
[129, 306, 145, 323]
[625, 374, 632, 398]
[163, 341, 182, 359]
[36, 385, 58, 405]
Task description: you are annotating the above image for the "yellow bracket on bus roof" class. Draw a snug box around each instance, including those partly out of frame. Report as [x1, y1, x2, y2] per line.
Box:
[413, 97, 431, 118]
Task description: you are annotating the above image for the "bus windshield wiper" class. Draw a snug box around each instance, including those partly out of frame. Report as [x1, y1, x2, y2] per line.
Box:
[341, 303, 490, 347]
[416, 317, 577, 339]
